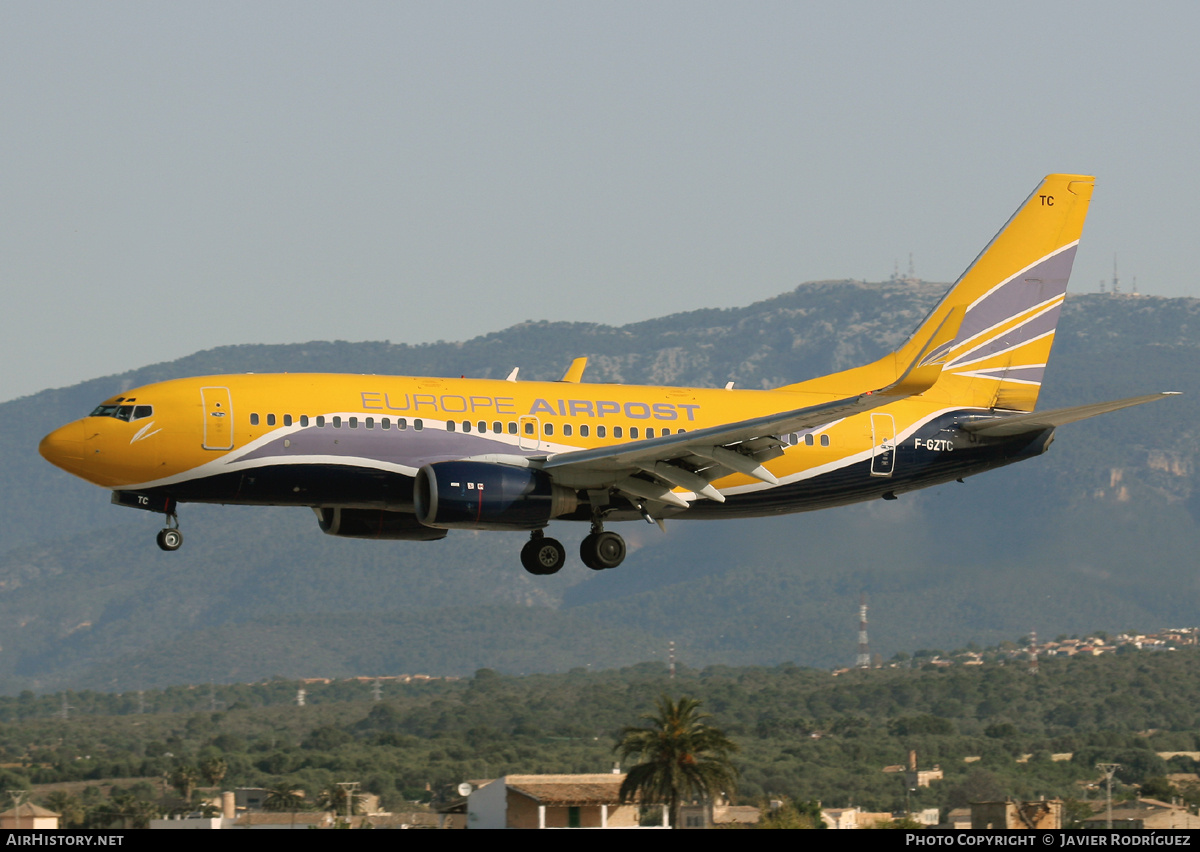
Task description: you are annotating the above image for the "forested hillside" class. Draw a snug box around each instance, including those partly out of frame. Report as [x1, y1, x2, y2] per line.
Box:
[4, 651, 1200, 823]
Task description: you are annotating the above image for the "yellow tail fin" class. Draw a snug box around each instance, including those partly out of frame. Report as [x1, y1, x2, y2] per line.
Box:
[782, 174, 1094, 411]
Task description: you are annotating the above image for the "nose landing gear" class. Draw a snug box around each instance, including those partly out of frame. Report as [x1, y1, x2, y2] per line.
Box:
[156, 514, 183, 552]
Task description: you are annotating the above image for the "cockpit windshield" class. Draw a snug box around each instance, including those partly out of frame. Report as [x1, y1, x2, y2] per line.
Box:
[89, 403, 153, 421]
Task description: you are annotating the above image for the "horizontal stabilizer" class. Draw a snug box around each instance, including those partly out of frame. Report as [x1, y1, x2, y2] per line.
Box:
[962, 392, 1179, 437]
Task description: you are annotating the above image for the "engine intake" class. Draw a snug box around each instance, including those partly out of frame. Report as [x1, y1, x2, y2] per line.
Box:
[414, 461, 577, 530]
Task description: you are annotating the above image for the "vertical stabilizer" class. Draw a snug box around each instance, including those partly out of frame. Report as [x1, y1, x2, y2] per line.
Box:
[934, 174, 1093, 410]
[782, 174, 1093, 411]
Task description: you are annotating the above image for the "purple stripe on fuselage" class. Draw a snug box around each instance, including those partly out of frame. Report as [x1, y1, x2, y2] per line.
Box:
[957, 245, 1076, 343]
[234, 425, 539, 468]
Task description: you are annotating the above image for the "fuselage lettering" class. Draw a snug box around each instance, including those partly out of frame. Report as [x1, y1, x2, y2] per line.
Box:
[358, 391, 702, 421]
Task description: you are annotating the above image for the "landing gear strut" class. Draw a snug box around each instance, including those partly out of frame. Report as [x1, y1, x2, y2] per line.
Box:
[156, 513, 183, 552]
[520, 529, 566, 575]
[580, 520, 626, 571]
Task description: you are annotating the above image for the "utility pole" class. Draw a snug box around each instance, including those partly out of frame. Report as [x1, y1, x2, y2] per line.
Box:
[337, 781, 360, 820]
[856, 593, 870, 668]
[7, 791, 24, 831]
[1097, 763, 1120, 829]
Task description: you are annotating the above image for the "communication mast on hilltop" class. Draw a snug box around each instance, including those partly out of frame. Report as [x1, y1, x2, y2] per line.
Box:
[856, 593, 871, 668]
[1028, 630, 1039, 675]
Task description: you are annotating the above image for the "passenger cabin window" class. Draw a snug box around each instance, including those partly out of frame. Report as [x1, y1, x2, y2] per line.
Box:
[524, 422, 535, 435]
[283, 414, 293, 426]
[820, 434, 830, 447]
[629, 427, 639, 439]
[613, 426, 623, 438]
[563, 424, 573, 437]
[507, 422, 517, 435]
[580, 424, 589, 437]
[300, 415, 309, 427]
[332, 416, 342, 428]
[349, 416, 358, 428]
[447, 421, 456, 432]
[316, 416, 325, 427]
[266, 414, 276, 426]
[381, 418, 390, 429]
[365, 417, 374, 429]
[597, 425, 606, 438]
[414, 419, 423, 430]
[805, 434, 814, 446]
[544, 423, 554, 436]
[250, 413, 260, 426]
[398, 418, 407, 430]
[493, 421, 502, 433]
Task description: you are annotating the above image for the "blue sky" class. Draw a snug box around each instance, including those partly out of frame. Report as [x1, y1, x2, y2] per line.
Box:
[3, 2, 1198, 402]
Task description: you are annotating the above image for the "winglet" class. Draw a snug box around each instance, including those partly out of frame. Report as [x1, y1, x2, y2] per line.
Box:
[560, 357, 588, 383]
[505, 367, 520, 382]
[878, 304, 965, 397]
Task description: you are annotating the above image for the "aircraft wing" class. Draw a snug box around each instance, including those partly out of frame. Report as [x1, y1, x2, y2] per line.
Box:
[538, 307, 964, 506]
[961, 392, 1179, 438]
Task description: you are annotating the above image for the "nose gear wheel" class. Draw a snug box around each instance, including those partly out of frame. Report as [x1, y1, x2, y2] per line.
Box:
[156, 513, 183, 551]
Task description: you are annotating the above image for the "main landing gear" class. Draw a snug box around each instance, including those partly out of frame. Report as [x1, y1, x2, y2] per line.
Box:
[520, 523, 627, 576]
[521, 530, 566, 575]
[580, 524, 626, 571]
[156, 513, 183, 552]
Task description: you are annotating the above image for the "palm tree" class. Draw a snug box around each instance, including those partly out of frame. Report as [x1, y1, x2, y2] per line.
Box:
[614, 695, 739, 828]
[263, 786, 306, 812]
[199, 756, 227, 788]
[169, 764, 199, 802]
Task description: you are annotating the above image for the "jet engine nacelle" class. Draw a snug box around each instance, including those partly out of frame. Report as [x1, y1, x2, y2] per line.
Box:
[315, 507, 448, 541]
[414, 461, 578, 530]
